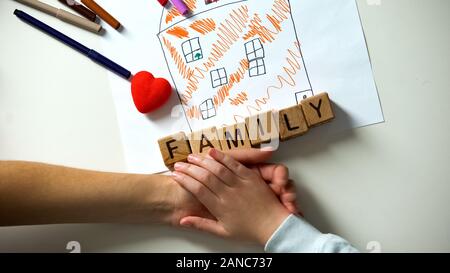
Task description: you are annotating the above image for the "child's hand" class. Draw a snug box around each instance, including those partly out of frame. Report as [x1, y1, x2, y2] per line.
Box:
[172, 149, 292, 245]
[168, 149, 298, 227]
[224, 149, 298, 215]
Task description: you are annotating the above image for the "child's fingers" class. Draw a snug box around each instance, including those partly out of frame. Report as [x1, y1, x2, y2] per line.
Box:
[268, 183, 282, 196]
[268, 180, 298, 214]
[180, 216, 228, 237]
[281, 193, 298, 213]
[208, 149, 254, 179]
[174, 162, 227, 195]
[281, 180, 297, 201]
[258, 164, 289, 187]
[187, 154, 237, 187]
[280, 191, 297, 203]
[285, 203, 298, 214]
[172, 171, 217, 209]
[281, 180, 298, 214]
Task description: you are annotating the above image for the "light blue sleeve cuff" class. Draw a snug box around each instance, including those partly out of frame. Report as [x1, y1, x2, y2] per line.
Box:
[264, 214, 359, 253]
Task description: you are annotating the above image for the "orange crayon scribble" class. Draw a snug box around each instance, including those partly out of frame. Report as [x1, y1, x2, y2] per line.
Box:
[243, 0, 291, 42]
[164, 5, 250, 105]
[185, 105, 202, 119]
[166, 26, 190, 39]
[213, 59, 249, 107]
[267, 0, 291, 30]
[243, 13, 278, 43]
[163, 37, 206, 105]
[162, 37, 194, 80]
[190, 18, 216, 35]
[162, 37, 199, 104]
[233, 42, 303, 122]
[165, 0, 198, 24]
[181, 5, 251, 104]
[186, 59, 248, 120]
[229, 91, 249, 106]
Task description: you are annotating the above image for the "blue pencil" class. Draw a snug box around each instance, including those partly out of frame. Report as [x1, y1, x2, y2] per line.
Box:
[14, 9, 132, 80]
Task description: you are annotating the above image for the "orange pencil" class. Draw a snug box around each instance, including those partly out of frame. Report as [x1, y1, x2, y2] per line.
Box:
[81, 0, 121, 30]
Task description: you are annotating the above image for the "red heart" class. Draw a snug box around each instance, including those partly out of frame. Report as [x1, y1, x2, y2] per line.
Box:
[131, 71, 172, 114]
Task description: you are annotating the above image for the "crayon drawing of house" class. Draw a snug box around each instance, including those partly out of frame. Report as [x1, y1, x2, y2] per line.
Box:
[158, 0, 314, 131]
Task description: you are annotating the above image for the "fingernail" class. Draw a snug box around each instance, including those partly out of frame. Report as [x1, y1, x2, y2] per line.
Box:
[188, 154, 200, 162]
[174, 162, 187, 170]
[209, 148, 218, 158]
[180, 220, 191, 227]
[171, 171, 180, 179]
[260, 146, 276, 152]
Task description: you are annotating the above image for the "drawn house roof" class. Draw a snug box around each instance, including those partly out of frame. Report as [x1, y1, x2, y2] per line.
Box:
[159, 0, 248, 32]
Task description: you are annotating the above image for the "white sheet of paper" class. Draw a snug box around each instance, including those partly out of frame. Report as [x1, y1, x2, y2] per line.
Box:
[101, 0, 384, 174]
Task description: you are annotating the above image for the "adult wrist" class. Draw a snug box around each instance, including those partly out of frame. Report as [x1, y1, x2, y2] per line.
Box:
[119, 174, 176, 224]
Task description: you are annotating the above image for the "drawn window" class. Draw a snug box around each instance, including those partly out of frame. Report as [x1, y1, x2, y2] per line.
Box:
[249, 59, 266, 77]
[245, 38, 265, 61]
[182, 37, 203, 63]
[210, 68, 228, 88]
[245, 38, 266, 77]
[200, 99, 216, 120]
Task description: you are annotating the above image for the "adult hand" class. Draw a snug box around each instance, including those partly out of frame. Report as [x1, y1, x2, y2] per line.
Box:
[171, 149, 293, 245]
[167, 149, 298, 227]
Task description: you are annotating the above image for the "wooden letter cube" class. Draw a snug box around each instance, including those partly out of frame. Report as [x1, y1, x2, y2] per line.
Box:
[279, 105, 309, 141]
[158, 132, 192, 169]
[188, 127, 222, 154]
[245, 111, 279, 147]
[301, 92, 335, 127]
[218, 122, 252, 151]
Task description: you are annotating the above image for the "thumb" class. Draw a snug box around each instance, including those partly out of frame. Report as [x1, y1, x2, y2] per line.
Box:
[180, 216, 228, 238]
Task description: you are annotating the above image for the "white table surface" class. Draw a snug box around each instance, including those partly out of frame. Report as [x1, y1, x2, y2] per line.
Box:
[0, 0, 449, 252]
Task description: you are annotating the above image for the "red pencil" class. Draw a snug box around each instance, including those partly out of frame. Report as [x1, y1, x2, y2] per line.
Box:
[157, 0, 169, 6]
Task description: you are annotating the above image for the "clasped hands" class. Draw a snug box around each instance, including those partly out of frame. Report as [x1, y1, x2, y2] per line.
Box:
[168, 148, 299, 246]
